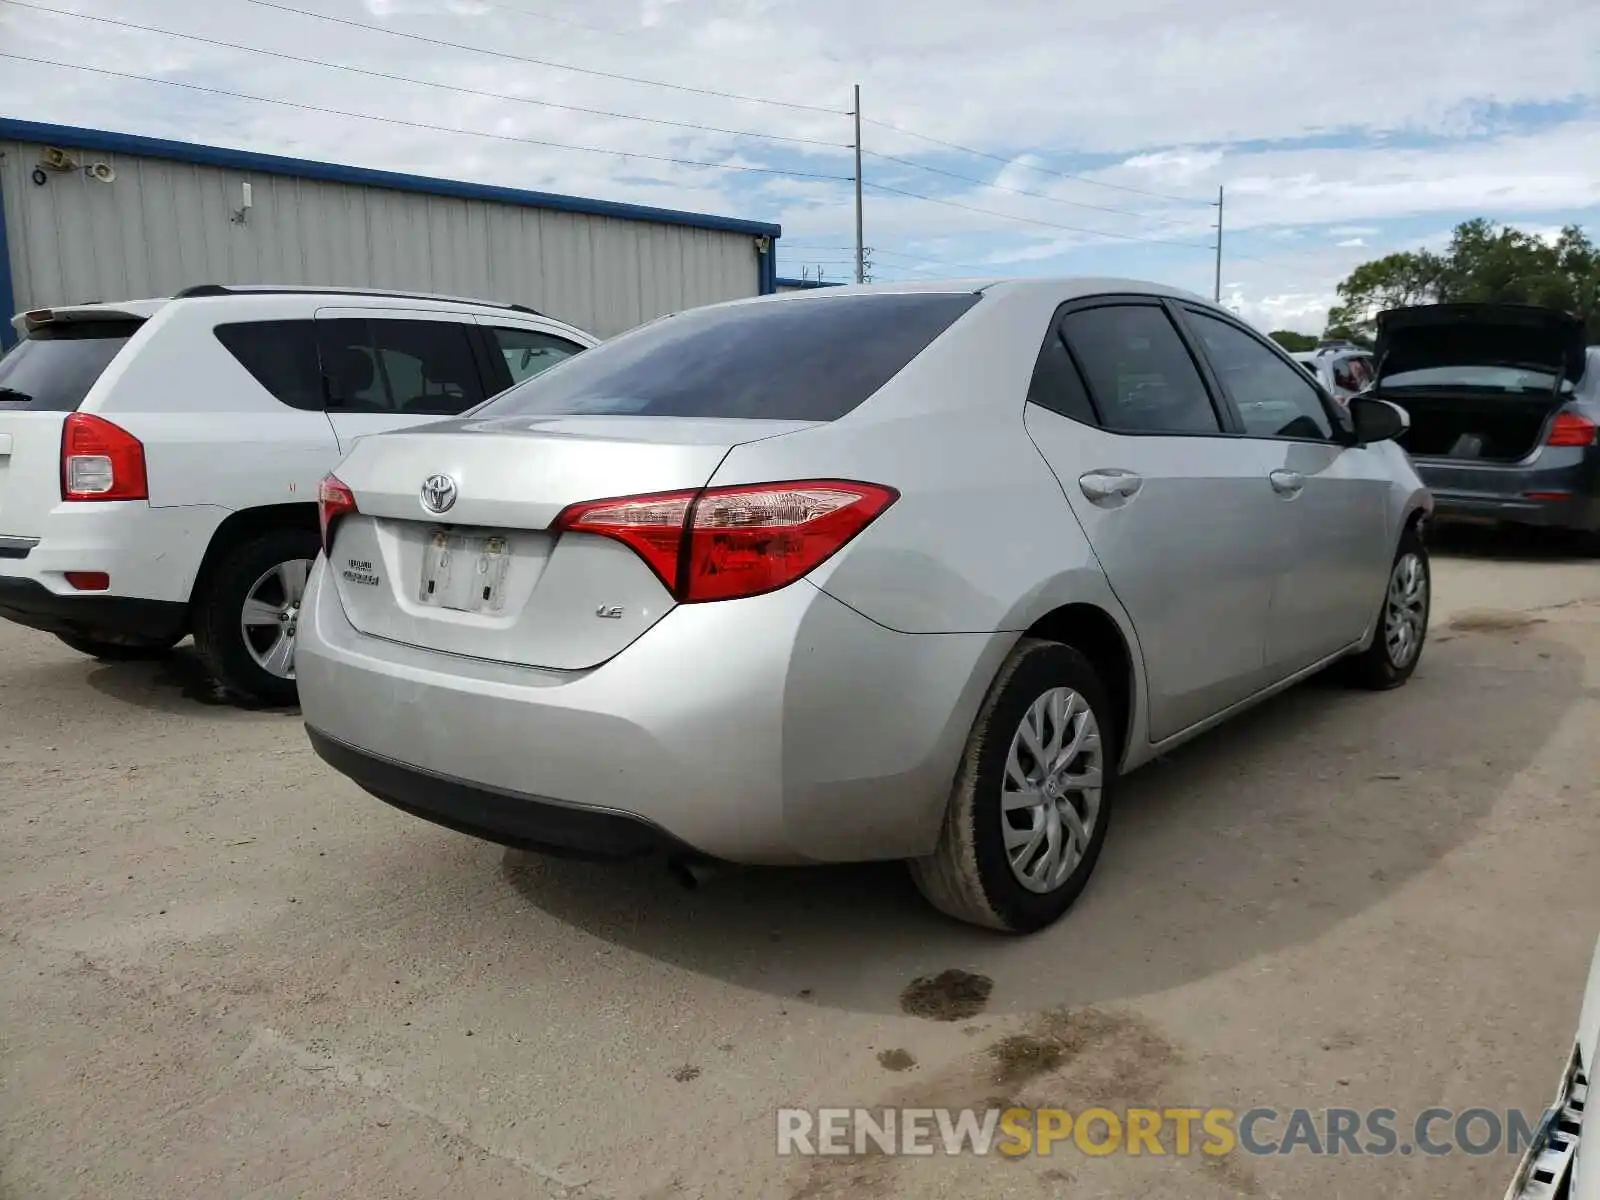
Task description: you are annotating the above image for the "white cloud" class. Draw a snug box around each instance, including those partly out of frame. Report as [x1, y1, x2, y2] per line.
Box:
[0, 0, 1596, 319]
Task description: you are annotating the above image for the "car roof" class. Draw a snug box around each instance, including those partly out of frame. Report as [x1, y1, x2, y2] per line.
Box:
[749, 276, 1218, 305]
[11, 286, 590, 340]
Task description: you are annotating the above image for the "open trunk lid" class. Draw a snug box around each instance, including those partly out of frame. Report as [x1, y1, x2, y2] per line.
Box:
[1374, 303, 1588, 386]
[325, 415, 818, 670]
[0, 308, 149, 540]
[1372, 304, 1589, 464]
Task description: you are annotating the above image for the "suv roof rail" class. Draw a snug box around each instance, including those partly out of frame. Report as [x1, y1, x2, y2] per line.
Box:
[169, 283, 544, 317]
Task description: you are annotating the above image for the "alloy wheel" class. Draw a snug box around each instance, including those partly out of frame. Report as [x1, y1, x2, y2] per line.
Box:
[240, 558, 312, 679]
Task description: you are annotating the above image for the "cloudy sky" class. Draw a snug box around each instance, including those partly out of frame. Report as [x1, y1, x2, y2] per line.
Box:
[2, 0, 1598, 332]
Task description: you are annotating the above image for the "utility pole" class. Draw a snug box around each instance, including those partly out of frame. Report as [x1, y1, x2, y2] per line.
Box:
[853, 84, 865, 285]
[1212, 185, 1224, 303]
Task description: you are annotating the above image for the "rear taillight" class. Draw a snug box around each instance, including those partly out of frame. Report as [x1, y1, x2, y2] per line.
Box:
[60, 413, 148, 501]
[318, 474, 358, 555]
[555, 480, 899, 603]
[1546, 412, 1598, 447]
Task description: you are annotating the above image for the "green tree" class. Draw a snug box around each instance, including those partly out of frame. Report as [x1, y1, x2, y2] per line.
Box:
[1325, 220, 1600, 342]
[1267, 330, 1318, 352]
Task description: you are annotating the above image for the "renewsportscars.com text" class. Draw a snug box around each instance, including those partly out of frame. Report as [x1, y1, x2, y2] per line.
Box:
[776, 1106, 1543, 1158]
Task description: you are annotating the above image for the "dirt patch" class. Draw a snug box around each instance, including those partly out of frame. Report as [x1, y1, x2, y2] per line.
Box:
[899, 969, 993, 1022]
[876, 1048, 916, 1072]
[791, 1006, 1180, 1199]
[1449, 609, 1547, 633]
[670, 1064, 701, 1083]
[990, 1008, 1179, 1099]
[990, 1034, 1065, 1088]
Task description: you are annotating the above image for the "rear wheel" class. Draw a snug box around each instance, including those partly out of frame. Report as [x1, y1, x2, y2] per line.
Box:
[909, 638, 1116, 934]
[193, 528, 318, 706]
[1341, 523, 1430, 690]
[55, 631, 182, 661]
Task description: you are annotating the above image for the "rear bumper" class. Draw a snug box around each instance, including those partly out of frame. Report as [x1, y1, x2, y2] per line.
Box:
[307, 727, 697, 860]
[0, 502, 226, 605]
[1416, 454, 1600, 532]
[0, 575, 187, 640]
[1426, 491, 1600, 531]
[296, 557, 1010, 866]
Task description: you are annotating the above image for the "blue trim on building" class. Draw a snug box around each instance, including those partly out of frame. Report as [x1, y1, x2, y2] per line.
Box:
[0, 118, 783, 240]
[0, 168, 14, 349]
[775, 277, 842, 290]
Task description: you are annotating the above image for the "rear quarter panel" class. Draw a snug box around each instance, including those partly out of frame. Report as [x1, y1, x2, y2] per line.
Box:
[86, 297, 341, 513]
[710, 287, 1125, 637]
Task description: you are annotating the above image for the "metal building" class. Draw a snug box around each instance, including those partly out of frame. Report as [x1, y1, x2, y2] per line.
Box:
[0, 118, 781, 348]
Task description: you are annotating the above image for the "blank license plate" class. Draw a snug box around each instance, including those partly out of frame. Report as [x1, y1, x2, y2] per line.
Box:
[418, 530, 510, 614]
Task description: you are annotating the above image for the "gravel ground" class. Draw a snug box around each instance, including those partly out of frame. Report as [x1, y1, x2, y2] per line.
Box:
[3, 532, 1598, 1199]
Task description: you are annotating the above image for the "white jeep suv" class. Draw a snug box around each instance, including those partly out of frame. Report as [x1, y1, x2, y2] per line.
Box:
[0, 284, 597, 704]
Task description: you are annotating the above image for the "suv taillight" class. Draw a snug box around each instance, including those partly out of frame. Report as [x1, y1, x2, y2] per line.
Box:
[1546, 412, 1598, 447]
[60, 413, 148, 501]
[318, 474, 359, 555]
[554, 480, 898, 603]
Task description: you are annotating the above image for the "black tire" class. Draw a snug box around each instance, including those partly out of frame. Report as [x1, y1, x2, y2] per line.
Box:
[909, 638, 1118, 934]
[55, 631, 182, 661]
[1340, 521, 1430, 691]
[192, 527, 319, 707]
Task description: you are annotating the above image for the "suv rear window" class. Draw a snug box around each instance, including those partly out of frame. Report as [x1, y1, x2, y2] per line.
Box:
[476, 292, 981, 422]
[0, 319, 144, 411]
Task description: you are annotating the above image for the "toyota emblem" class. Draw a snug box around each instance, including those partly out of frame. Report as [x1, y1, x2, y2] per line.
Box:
[420, 474, 458, 514]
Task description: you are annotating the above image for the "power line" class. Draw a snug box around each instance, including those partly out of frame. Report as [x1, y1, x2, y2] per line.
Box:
[861, 117, 1209, 206]
[248, 0, 847, 115]
[870, 246, 1000, 274]
[862, 181, 1216, 251]
[453, 0, 641, 40]
[862, 148, 1195, 227]
[0, 51, 855, 181]
[1, 0, 848, 151]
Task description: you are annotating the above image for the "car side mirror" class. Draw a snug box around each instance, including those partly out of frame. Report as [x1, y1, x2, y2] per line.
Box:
[1348, 395, 1408, 444]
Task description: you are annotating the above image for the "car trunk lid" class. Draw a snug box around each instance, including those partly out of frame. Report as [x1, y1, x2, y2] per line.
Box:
[0, 308, 149, 539]
[324, 415, 817, 669]
[1374, 303, 1588, 384]
[1372, 304, 1590, 465]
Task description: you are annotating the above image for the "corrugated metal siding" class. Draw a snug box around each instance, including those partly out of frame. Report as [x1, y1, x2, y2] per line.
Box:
[0, 138, 763, 337]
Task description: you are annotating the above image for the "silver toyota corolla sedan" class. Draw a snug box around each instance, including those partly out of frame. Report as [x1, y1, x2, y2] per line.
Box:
[298, 279, 1433, 933]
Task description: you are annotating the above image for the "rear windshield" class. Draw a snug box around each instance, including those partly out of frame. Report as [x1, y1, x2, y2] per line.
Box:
[0, 319, 143, 411]
[474, 291, 982, 422]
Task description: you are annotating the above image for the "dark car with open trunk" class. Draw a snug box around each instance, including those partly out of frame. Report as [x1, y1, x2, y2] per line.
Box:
[1369, 303, 1599, 539]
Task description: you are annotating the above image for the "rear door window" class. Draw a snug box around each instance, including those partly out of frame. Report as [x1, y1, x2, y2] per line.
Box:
[486, 326, 587, 386]
[0, 319, 143, 411]
[318, 319, 490, 416]
[476, 292, 981, 421]
[214, 321, 324, 411]
[1059, 304, 1222, 434]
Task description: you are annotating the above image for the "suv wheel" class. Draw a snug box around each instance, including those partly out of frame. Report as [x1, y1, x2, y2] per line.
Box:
[193, 528, 319, 706]
[55, 631, 183, 661]
[909, 638, 1117, 934]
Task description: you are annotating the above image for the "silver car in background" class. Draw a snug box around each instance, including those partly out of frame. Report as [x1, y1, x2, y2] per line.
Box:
[297, 279, 1432, 933]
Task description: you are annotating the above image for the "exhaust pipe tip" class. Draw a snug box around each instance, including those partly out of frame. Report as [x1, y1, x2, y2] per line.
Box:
[667, 856, 719, 890]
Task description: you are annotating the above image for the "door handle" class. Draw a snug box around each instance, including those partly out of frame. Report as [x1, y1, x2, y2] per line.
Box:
[1269, 469, 1305, 497]
[1079, 470, 1144, 502]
